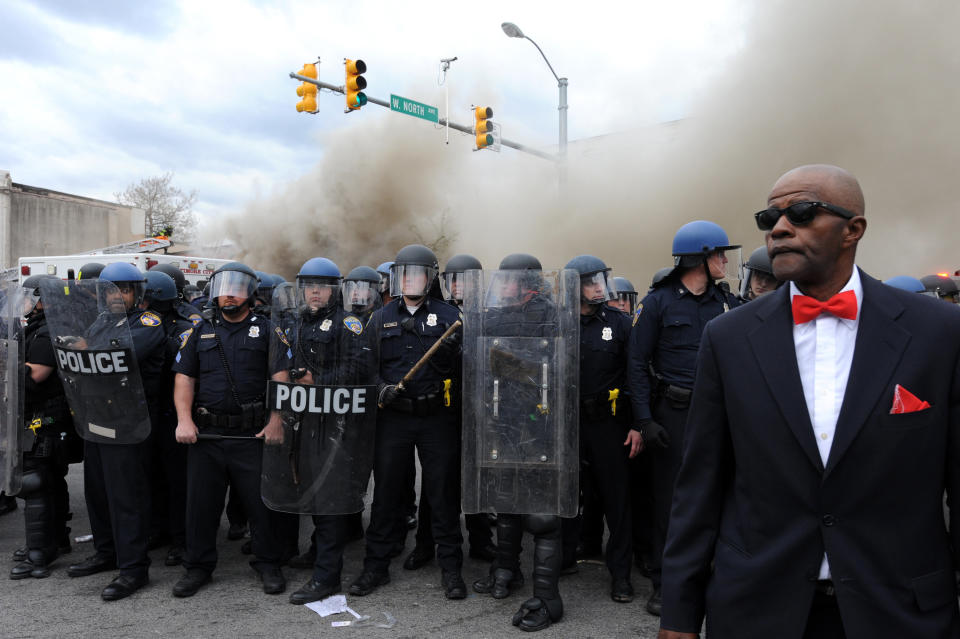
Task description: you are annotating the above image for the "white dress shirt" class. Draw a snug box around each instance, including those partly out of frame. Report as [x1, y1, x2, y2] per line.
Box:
[790, 267, 862, 579]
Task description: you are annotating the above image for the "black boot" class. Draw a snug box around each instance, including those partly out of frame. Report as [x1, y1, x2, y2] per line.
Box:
[512, 525, 563, 631]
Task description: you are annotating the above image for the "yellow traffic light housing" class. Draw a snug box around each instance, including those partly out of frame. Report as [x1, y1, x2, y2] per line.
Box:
[296, 63, 318, 113]
[345, 59, 367, 111]
[474, 106, 494, 149]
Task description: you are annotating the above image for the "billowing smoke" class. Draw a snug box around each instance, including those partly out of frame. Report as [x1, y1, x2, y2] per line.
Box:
[222, 0, 960, 286]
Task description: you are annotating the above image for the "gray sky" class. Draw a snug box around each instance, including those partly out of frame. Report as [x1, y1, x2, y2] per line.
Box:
[0, 0, 743, 225]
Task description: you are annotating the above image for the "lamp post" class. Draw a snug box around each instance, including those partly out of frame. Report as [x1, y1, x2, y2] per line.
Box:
[501, 22, 567, 158]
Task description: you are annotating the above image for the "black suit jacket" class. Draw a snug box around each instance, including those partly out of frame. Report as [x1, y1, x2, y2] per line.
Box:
[661, 269, 960, 639]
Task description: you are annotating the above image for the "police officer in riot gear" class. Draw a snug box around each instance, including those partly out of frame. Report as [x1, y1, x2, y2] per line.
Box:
[342, 266, 383, 321]
[376, 261, 394, 306]
[471, 253, 567, 632]
[172, 262, 289, 597]
[404, 253, 496, 572]
[149, 263, 202, 323]
[142, 271, 194, 566]
[610, 276, 638, 314]
[626, 220, 741, 616]
[65, 262, 166, 600]
[564, 255, 638, 603]
[9, 275, 78, 580]
[740, 246, 783, 301]
[351, 244, 466, 600]
[77, 263, 105, 281]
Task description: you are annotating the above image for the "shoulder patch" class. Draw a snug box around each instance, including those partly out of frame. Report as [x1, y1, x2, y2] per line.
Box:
[343, 315, 364, 335]
[178, 328, 193, 349]
[274, 325, 290, 348]
[140, 311, 161, 327]
[632, 303, 643, 326]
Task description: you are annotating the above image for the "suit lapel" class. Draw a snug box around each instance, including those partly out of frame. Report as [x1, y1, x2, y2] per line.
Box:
[823, 271, 909, 478]
[748, 286, 824, 473]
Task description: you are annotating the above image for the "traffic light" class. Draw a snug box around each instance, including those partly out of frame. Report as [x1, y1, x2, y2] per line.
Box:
[296, 63, 318, 113]
[474, 106, 494, 150]
[345, 59, 367, 111]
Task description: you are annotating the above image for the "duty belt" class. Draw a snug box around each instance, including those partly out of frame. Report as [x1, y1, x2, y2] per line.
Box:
[388, 392, 444, 417]
[194, 400, 265, 433]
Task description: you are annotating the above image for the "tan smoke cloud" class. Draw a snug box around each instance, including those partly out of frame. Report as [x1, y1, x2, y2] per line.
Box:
[222, 0, 960, 286]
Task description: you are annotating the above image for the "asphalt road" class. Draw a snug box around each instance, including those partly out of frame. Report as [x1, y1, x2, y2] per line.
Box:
[0, 466, 663, 639]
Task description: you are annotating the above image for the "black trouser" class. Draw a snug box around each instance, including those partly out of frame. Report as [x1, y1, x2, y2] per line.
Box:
[183, 437, 281, 574]
[629, 443, 654, 566]
[84, 439, 152, 579]
[415, 489, 493, 551]
[578, 460, 604, 551]
[363, 409, 463, 575]
[311, 514, 349, 586]
[648, 392, 690, 590]
[578, 414, 633, 580]
[150, 408, 187, 547]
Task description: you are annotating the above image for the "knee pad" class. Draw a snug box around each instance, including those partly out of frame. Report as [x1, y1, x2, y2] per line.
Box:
[17, 468, 47, 499]
[524, 514, 560, 536]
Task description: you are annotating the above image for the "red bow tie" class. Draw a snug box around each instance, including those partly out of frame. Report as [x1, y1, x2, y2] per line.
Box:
[791, 290, 858, 324]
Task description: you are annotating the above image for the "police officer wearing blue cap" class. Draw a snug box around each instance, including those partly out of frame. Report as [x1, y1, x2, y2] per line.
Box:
[626, 220, 741, 616]
[171, 262, 290, 598]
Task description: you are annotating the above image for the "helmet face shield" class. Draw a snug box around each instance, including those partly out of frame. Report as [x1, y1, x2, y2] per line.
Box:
[389, 264, 436, 298]
[342, 280, 378, 313]
[297, 276, 340, 311]
[740, 265, 781, 300]
[485, 270, 542, 308]
[580, 271, 616, 304]
[22, 288, 41, 316]
[613, 291, 638, 314]
[210, 270, 257, 303]
[441, 272, 468, 303]
[705, 247, 742, 285]
[97, 280, 143, 313]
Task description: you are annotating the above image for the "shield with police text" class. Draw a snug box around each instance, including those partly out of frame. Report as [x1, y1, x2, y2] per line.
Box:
[260, 283, 379, 515]
[0, 282, 24, 495]
[461, 268, 580, 517]
[38, 279, 151, 444]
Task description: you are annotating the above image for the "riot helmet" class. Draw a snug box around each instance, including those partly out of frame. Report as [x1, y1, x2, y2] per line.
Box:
[21, 274, 55, 317]
[650, 267, 674, 290]
[297, 257, 342, 313]
[672, 220, 741, 282]
[487, 253, 543, 307]
[389, 245, 438, 299]
[182, 284, 201, 303]
[254, 271, 276, 307]
[99, 262, 147, 312]
[144, 271, 178, 312]
[564, 255, 616, 305]
[209, 262, 259, 314]
[440, 254, 483, 303]
[148, 263, 186, 296]
[342, 266, 381, 314]
[77, 262, 105, 281]
[920, 274, 960, 303]
[612, 276, 638, 314]
[376, 261, 393, 294]
[740, 246, 782, 300]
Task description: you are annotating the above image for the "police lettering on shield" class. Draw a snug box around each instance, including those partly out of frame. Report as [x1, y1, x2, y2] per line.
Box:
[269, 381, 367, 415]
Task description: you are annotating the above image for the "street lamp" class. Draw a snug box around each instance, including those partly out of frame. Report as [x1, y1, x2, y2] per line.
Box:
[501, 22, 568, 157]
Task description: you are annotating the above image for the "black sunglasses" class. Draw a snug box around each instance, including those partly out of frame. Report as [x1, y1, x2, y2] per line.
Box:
[754, 201, 857, 231]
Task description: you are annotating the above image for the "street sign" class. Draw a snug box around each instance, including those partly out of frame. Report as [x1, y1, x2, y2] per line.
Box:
[390, 94, 439, 123]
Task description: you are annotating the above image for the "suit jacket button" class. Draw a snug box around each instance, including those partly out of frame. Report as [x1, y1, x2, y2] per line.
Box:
[822, 514, 836, 527]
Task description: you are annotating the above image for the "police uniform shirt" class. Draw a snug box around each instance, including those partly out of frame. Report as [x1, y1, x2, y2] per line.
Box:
[290, 305, 370, 386]
[579, 304, 632, 398]
[86, 309, 166, 400]
[173, 313, 282, 414]
[627, 280, 740, 421]
[177, 300, 203, 325]
[24, 313, 64, 409]
[371, 297, 461, 396]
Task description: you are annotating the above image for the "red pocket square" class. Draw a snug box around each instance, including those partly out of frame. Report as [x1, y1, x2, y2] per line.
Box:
[890, 384, 931, 414]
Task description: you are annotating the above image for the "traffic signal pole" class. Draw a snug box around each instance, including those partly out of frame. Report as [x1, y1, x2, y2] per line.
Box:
[290, 71, 558, 162]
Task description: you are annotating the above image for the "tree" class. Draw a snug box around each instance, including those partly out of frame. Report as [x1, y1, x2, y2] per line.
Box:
[115, 171, 198, 241]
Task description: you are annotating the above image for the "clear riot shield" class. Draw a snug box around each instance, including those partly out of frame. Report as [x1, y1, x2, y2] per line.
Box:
[261, 285, 378, 515]
[38, 279, 151, 444]
[461, 268, 580, 517]
[0, 282, 24, 495]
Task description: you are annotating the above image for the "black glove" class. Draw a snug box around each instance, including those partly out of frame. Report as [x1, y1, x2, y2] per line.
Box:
[639, 419, 670, 449]
[439, 330, 462, 354]
[378, 383, 400, 407]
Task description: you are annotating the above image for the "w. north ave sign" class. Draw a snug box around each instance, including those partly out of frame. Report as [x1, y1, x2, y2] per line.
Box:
[390, 94, 439, 123]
